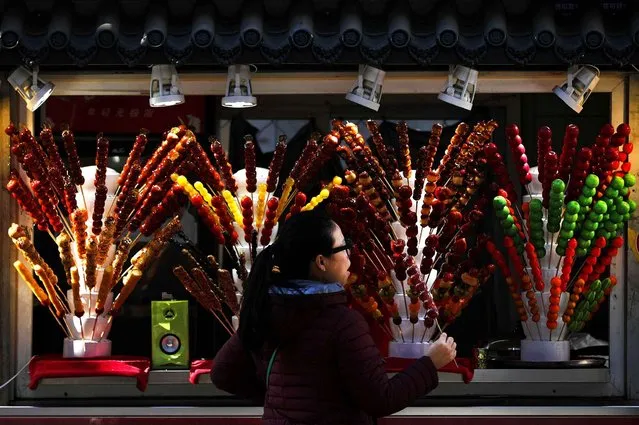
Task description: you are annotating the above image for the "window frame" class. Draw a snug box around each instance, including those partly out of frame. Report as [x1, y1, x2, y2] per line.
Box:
[0, 71, 631, 402]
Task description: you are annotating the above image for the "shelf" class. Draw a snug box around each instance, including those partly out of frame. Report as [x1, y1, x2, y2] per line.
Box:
[18, 368, 611, 400]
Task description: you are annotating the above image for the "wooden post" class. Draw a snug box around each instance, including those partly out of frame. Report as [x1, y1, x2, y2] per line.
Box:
[0, 87, 24, 404]
[626, 74, 639, 400]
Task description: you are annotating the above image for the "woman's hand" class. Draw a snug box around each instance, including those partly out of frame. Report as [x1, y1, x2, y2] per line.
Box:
[426, 333, 457, 369]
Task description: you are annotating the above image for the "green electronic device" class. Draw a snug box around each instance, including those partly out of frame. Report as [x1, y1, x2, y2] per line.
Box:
[151, 300, 189, 369]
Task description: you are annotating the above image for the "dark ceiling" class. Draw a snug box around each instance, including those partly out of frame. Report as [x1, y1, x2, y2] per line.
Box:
[0, 0, 637, 70]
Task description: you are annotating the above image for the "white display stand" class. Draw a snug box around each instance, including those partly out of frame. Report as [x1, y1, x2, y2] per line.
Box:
[388, 341, 431, 359]
[62, 166, 120, 357]
[518, 165, 572, 361]
[227, 166, 285, 332]
[63, 338, 112, 358]
[521, 339, 571, 362]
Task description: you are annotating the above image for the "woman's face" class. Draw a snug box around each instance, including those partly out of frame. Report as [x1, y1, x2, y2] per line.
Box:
[320, 224, 351, 286]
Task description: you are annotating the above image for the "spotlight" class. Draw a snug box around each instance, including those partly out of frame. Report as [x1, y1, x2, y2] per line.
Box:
[221, 65, 257, 108]
[8, 66, 55, 112]
[345, 64, 385, 111]
[149, 64, 185, 107]
[553, 65, 600, 113]
[437, 65, 478, 111]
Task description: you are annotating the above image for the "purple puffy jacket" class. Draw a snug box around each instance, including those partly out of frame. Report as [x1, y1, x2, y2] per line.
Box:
[211, 280, 438, 424]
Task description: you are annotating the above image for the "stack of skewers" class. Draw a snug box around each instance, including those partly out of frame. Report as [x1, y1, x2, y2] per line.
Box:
[171, 120, 499, 351]
[4, 123, 211, 352]
[486, 123, 635, 344]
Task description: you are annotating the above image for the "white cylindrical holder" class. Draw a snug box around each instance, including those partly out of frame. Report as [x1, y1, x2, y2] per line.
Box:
[520, 339, 570, 362]
[528, 166, 543, 195]
[61, 165, 121, 357]
[63, 338, 112, 358]
[388, 341, 431, 359]
[230, 166, 279, 291]
[64, 312, 113, 341]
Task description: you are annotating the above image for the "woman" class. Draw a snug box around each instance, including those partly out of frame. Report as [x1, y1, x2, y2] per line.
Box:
[212, 210, 456, 424]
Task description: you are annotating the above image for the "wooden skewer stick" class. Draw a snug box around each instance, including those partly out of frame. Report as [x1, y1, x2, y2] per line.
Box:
[131, 232, 143, 247]
[90, 313, 99, 342]
[53, 205, 73, 238]
[105, 195, 117, 220]
[558, 322, 568, 340]
[210, 310, 234, 336]
[277, 188, 299, 221]
[535, 321, 543, 341]
[80, 317, 86, 342]
[49, 306, 71, 339]
[436, 320, 459, 368]
[98, 315, 113, 342]
[523, 321, 533, 339]
[555, 255, 563, 277]
[46, 229, 57, 244]
[79, 186, 88, 211]
[396, 322, 405, 343]
[420, 322, 430, 343]
[54, 285, 71, 314]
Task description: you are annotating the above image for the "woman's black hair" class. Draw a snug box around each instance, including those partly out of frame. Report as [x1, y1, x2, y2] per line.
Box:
[238, 209, 337, 351]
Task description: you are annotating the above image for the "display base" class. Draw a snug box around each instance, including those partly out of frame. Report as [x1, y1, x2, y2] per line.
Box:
[62, 338, 112, 358]
[520, 339, 570, 362]
[388, 341, 431, 359]
[29, 354, 151, 391]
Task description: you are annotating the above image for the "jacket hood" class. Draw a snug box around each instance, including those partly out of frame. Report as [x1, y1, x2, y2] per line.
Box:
[268, 279, 347, 344]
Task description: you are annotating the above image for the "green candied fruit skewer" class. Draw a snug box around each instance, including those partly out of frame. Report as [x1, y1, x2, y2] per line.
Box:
[619, 186, 629, 198]
[598, 176, 632, 243]
[576, 199, 607, 257]
[576, 174, 599, 233]
[529, 198, 546, 257]
[624, 173, 636, 190]
[556, 200, 580, 256]
[493, 196, 525, 254]
[547, 180, 566, 236]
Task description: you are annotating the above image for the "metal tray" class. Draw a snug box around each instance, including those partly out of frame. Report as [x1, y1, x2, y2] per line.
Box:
[487, 356, 607, 369]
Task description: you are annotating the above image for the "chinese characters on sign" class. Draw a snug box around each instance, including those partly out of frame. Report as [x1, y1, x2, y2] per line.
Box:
[44, 95, 206, 134]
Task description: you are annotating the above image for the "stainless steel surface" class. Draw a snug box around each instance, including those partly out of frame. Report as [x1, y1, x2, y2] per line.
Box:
[487, 357, 607, 369]
[0, 406, 638, 417]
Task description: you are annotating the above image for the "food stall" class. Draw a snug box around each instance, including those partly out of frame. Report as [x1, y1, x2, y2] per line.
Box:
[0, 0, 638, 423]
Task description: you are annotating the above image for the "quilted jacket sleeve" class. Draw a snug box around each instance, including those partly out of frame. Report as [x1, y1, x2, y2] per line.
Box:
[336, 308, 439, 418]
[211, 333, 265, 402]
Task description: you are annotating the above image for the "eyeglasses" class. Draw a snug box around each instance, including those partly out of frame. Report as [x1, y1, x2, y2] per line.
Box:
[330, 238, 352, 257]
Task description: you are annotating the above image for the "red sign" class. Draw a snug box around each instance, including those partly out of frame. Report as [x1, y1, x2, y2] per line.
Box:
[43, 95, 207, 134]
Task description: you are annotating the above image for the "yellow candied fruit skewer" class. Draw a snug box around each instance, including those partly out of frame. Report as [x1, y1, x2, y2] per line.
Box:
[194, 181, 213, 205]
[223, 190, 243, 224]
[301, 188, 330, 212]
[181, 178, 224, 229]
[276, 177, 295, 218]
[255, 183, 268, 230]
[325, 176, 343, 192]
